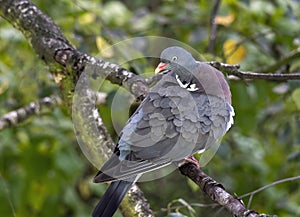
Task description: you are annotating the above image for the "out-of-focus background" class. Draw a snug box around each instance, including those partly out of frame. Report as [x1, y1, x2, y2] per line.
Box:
[0, 0, 300, 216]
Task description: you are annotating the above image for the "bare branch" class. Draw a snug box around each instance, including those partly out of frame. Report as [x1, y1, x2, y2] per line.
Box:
[239, 175, 300, 208]
[0, 95, 60, 131]
[208, 61, 300, 81]
[0, 0, 152, 216]
[162, 203, 218, 212]
[208, 0, 222, 54]
[0, 0, 148, 106]
[121, 185, 154, 217]
[179, 163, 278, 217]
[0, 92, 107, 132]
[258, 47, 300, 73]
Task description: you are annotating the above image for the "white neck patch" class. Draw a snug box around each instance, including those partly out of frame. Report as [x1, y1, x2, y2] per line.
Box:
[226, 105, 235, 132]
[175, 74, 199, 92]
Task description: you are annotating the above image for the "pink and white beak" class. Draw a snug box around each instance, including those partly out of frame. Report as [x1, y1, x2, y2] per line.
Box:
[155, 62, 167, 74]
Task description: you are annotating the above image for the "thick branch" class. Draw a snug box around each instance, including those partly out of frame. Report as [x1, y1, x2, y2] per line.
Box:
[0, 0, 71, 63]
[0, 0, 151, 216]
[121, 185, 154, 217]
[208, 62, 300, 81]
[179, 163, 277, 217]
[0, 0, 148, 107]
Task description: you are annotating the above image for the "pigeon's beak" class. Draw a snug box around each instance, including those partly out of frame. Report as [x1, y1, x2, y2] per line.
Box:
[155, 62, 167, 74]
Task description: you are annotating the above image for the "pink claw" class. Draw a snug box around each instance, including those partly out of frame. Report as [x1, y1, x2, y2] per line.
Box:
[178, 156, 200, 168]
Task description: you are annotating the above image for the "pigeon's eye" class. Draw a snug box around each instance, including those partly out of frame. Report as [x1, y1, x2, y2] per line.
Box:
[171, 56, 178, 61]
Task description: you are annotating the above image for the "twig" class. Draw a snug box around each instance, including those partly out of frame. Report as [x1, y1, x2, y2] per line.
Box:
[0, 92, 107, 132]
[0, 95, 60, 131]
[239, 175, 300, 208]
[161, 202, 218, 212]
[236, 29, 277, 59]
[258, 47, 300, 73]
[208, 61, 300, 81]
[179, 163, 277, 217]
[0, 172, 16, 217]
[208, 0, 222, 54]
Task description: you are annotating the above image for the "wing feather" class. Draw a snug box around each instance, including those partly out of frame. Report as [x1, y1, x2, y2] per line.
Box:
[95, 72, 233, 183]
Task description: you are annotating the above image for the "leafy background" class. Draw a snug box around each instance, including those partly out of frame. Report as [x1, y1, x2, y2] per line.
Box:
[0, 0, 300, 216]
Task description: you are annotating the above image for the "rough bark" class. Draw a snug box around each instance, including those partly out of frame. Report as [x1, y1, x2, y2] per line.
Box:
[0, 0, 151, 216]
[179, 163, 278, 217]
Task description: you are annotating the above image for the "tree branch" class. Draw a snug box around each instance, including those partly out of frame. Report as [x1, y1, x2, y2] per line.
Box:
[258, 47, 300, 73]
[0, 95, 60, 131]
[208, 0, 222, 54]
[239, 175, 300, 209]
[121, 185, 154, 217]
[208, 62, 300, 81]
[179, 163, 277, 217]
[0, 92, 107, 132]
[0, 0, 151, 216]
[0, 0, 148, 107]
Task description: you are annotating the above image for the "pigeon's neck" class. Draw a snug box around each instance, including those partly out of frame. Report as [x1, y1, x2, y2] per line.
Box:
[172, 62, 232, 104]
[173, 64, 196, 84]
[197, 62, 232, 104]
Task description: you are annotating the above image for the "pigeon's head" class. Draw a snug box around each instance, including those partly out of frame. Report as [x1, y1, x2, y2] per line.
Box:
[155, 46, 232, 103]
[155, 46, 196, 75]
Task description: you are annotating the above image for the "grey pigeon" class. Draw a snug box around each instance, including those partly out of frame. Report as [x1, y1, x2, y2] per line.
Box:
[92, 46, 234, 217]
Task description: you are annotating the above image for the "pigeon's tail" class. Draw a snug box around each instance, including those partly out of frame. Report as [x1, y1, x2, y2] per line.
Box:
[92, 180, 133, 217]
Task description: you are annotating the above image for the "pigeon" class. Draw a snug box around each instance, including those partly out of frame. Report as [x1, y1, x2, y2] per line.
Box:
[92, 46, 234, 217]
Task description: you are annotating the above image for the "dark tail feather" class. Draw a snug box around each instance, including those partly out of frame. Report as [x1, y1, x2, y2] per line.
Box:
[92, 180, 133, 217]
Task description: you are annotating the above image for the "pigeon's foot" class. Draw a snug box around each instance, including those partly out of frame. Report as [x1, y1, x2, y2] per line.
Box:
[178, 155, 200, 168]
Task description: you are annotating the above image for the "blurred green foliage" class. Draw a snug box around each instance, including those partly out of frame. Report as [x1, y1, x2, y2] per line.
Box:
[1, 0, 300, 216]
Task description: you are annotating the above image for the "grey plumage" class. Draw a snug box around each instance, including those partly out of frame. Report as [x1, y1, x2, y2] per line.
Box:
[93, 46, 234, 217]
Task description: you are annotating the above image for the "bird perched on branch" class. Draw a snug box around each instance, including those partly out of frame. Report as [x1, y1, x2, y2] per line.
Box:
[92, 46, 234, 217]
